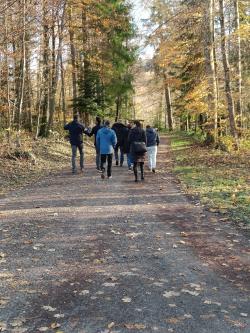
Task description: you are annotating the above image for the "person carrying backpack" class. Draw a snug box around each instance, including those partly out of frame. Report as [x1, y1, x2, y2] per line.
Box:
[96, 120, 117, 179]
[128, 121, 147, 182]
[146, 125, 160, 173]
[64, 114, 88, 174]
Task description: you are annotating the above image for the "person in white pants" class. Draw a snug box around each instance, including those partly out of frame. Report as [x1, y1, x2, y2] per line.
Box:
[146, 125, 160, 173]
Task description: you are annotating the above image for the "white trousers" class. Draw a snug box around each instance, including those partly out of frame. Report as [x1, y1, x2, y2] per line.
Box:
[147, 145, 157, 170]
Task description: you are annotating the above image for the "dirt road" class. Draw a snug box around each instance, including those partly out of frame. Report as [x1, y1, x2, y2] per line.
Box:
[0, 138, 249, 333]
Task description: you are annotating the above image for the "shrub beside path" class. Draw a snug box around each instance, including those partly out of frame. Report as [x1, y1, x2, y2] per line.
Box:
[0, 137, 249, 333]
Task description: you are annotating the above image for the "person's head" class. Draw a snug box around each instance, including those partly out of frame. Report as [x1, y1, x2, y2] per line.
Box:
[96, 116, 101, 125]
[104, 120, 110, 127]
[134, 120, 141, 128]
[146, 125, 151, 129]
[73, 114, 79, 121]
[127, 123, 132, 129]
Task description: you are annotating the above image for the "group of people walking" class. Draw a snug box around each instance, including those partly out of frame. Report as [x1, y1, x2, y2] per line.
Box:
[64, 115, 160, 182]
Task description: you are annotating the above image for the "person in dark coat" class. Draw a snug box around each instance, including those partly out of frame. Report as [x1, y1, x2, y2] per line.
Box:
[128, 121, 147, 182]
[146, 125, 160, 173]
[122, 123, 133, 170]
[87, 116, 102, 170]
[111, 122, 127, 166]
[64, 114, 88, 174]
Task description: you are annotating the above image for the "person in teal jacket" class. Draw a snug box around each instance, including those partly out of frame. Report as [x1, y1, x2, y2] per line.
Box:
[96, 120, 117, 179]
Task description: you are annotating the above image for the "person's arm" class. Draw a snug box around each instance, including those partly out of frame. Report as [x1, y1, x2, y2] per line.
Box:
[64, 123, 70, 130]
[85, 126, 94, 137]
[156, 132, 160, 146]
[96, 131, 100, 151]
[112, 131, 117, 149]
[142, 130, 147, 144]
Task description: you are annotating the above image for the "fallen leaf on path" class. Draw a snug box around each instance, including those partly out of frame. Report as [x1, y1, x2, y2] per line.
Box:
[12, 328, 28, 333]
[180, 232, 188, 237]
[108, 322, 115, 329]
[79, 290, 89, 296]
[54, 314, 65, 319]
[166, 317, 182, 324]
[111, 230, 121, 235]
[163, 291, 180, 298]
[200, 314, 216, 319]
[168, 304, 176, 308]
[204, 300, 221, 306]
[10, 319, 25, 327]
[51, 323, 60, 329]
[124, 323, 146, 329]
[102, 282, 117, 287]
[122, 297, 132, 303]
[181, 289, 200, 296]
[172, 244, 178, 248]
[42, 305, 57, 312]
[38, 327, 49, 332]
[0, 322, 7, 331]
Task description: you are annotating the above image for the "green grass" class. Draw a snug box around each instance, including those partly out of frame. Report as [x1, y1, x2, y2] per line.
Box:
[169, 132, 250, 226]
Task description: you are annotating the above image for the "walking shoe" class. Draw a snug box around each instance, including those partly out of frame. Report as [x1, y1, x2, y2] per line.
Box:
[152, 169, 156, 173]
[101, 173, 105, 179]
[72, 170, 77, 174]
[115, 161, 119, 166]
[134, 179, 138, 182]
[108, 176, 112, 179]
[120, 163, 123, 167]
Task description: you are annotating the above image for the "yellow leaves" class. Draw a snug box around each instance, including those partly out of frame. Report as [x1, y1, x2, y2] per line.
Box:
[124, 323, 146, 330]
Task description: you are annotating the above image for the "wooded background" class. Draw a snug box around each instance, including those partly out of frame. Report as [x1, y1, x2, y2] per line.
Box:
[0, 0, 249, 148]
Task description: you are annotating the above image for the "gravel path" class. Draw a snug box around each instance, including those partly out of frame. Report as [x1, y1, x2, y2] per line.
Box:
[0, 138, 249, 333]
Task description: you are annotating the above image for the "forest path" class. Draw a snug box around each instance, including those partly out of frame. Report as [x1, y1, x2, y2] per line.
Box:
[0, 137, 249, 333]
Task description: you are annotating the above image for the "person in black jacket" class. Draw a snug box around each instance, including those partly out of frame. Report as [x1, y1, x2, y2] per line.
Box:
[128, 121, 147, 182]
[64, 114, 88, 174]
[111, 122, 127, 166]
[87, 116, 102, 170]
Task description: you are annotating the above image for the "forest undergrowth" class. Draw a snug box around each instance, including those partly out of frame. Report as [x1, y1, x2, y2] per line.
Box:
[0, 131, 94, 196]
[170, 132, 250, 228]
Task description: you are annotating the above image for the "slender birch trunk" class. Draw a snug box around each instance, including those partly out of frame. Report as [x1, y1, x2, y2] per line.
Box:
[204, 0, 218, 141]
[233, 0, 242, 128]
[219, 0, 238, 141]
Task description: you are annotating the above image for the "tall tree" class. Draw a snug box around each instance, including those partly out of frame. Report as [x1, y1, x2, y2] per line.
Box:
[219, 0, 238, 140]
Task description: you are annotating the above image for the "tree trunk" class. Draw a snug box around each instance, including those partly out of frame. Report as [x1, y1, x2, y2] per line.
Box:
[204, 0, 218, 141]
[219, 0, 238, 140]
[233, 0, 242, 128]
[16, 0, 26, 137]
[69, 6, 78, 116]
[164, 75, 174, 131]
[60, 53, 66, 125]
[47, 1, 66, 134]
[39, 0, 50, 137]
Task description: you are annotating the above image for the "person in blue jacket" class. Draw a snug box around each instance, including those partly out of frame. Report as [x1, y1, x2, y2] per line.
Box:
[96, 120, 117, 179]
[64, 114, 88, 174]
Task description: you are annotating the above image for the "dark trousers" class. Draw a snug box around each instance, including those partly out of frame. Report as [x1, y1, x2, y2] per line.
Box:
[101, 154, 113, 177]
[114, 144, 124, 165]
[133, 161, 144, 180]
[71, 144, 84, 171]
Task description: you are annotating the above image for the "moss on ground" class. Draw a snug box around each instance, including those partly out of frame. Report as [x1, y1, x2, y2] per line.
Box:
[169, 132, 250, 226]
